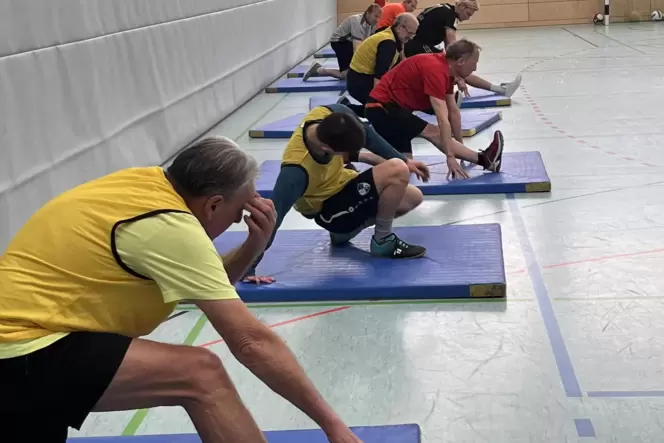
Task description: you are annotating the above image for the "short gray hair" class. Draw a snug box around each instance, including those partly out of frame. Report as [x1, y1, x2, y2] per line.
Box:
[167, 136, 258, 198]
[393, 12, 418, 28]
[445, 38, 481, 61]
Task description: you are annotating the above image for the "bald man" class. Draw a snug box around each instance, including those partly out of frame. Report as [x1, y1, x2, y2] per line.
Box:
[334, 13, 418, 116]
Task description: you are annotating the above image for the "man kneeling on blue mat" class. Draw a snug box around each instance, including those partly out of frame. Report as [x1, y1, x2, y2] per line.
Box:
[244, 104, 431, 284]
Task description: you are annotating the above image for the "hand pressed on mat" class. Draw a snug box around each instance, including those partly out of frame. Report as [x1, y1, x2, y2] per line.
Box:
[243, 195, 277, 285]
[446, 156, 470, 180]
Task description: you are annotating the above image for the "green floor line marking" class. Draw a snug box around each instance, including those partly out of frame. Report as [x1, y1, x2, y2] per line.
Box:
[173, 294, 664, 312]
[121, 313, 209, 436]
[175, 297, 531, 311]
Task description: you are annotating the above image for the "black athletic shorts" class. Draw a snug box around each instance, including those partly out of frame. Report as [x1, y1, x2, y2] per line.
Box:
[346, 69, 375, 105]
[404, 39, 442, 58]
[0, 331, 132, 442]
[314, 168, 380, 234]
[364, 99, 429, 154]
[331, 40, 354, 72]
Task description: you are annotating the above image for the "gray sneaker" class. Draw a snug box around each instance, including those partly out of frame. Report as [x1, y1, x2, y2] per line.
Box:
[303, 62, 322, 81]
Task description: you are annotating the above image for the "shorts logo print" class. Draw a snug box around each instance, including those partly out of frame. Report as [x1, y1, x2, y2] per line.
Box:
[357, 182, 371, 196]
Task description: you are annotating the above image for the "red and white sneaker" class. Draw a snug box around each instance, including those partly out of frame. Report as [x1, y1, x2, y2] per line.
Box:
[482, 130, 504, 172]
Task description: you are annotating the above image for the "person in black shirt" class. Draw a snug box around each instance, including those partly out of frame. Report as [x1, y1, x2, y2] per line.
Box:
[404, 1, 522, 99]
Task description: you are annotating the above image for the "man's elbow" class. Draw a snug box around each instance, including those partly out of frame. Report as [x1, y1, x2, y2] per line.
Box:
[227, 329, 275, 366]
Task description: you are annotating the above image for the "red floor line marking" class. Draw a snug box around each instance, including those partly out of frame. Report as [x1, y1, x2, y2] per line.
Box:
[507, 247, 664, 276]
[519, 84, 656, 167]
[198, 306, 351, 348]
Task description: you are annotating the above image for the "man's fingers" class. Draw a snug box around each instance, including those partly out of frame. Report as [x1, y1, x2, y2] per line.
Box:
[245, 202, 272, 227]
[244, 214, 260, 232]
[249, 198, 277, 222]
[243, 276, 275, 285]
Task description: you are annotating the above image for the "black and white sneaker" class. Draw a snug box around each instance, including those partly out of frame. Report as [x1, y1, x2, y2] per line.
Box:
[455, 90, 464, 107]
[370, 233, 427, 259]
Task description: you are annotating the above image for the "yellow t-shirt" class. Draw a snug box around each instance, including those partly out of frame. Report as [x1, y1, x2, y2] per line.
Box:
[282, 106, 358, 215]
[0, 212, 237, 359]
[350, 27, 400, 75]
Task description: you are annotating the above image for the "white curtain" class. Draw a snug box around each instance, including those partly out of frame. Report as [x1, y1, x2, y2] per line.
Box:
[0, 0, 336, 251]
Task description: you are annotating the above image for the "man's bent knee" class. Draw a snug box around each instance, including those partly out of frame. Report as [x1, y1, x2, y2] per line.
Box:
[398, 185, 423, 214]
[93, 339, 234, 413]
[185, 347, 231, 395]
[373, 158, 410, 192]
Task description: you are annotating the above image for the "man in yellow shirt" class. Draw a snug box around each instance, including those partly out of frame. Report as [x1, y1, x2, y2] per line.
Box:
[0, 137, 362, 443]
[341, 13, 418, 116]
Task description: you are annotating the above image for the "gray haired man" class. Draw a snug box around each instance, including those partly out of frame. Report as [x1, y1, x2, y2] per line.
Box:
[0, 137, 362, 443]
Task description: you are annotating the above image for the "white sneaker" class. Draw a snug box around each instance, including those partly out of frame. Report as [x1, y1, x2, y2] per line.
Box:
[500, 74, 522, 97]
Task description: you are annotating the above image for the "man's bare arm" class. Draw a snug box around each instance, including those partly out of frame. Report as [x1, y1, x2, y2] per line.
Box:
[195, 298, 351, 438]
[445, 94, 464, 143]
[429, 96, 455, 158]
[220, 244, 260, 284]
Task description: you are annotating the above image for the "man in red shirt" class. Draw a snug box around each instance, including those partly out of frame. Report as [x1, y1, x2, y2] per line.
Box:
[364, 38, 504, 179]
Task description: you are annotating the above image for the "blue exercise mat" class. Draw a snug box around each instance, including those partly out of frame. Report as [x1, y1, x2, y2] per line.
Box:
[67, 424, 421, 443]
[414, 110, 502, 137]
[249, 109, 502, 138]
[460, 86, 511, 108]
[314, 47, 336, 58]
[309, 86, 510, 109]
[288, 61, 340, 78]
[265, 77, 346, 93]
[255, 152, 550, 197]
[212, 225, 506, 302]
[248, 109, 500, 138]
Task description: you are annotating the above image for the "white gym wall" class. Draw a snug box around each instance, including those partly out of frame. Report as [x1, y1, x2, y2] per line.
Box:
[0, 0, 336, 252]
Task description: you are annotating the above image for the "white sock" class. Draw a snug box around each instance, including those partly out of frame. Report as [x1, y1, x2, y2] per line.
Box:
[489, 83, 505, 94]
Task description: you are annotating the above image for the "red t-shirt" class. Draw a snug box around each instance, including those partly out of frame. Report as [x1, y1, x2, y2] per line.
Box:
[369, 53, 455, 111]
[376, 2, 406, 28]
[375, 0, 386, 6]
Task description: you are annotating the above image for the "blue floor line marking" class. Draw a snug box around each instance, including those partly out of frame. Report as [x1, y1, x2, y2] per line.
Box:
[574, 418, 596, 438]
[507, 193, 583, 398]
[587, 390, 664, 398]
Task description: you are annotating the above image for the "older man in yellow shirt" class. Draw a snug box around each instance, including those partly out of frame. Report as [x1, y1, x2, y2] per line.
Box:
[0, 136, 362, 443]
